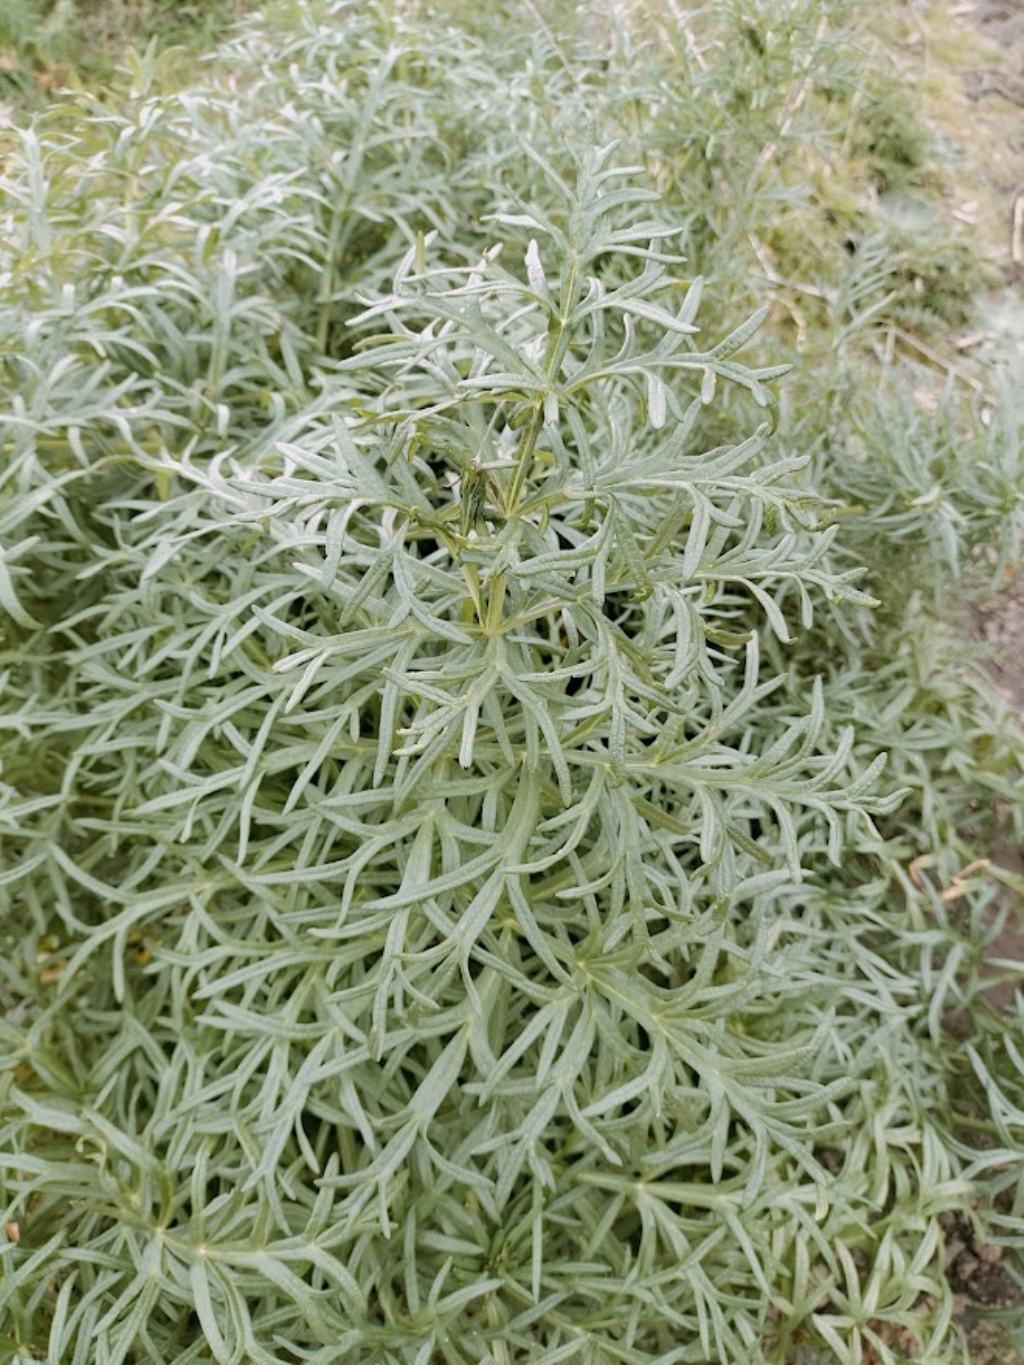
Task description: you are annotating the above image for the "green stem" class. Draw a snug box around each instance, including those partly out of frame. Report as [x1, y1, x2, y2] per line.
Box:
[506, 255, 580, 515]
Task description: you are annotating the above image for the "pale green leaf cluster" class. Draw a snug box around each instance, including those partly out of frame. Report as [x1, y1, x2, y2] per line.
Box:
[1, 2, 1022, 1363]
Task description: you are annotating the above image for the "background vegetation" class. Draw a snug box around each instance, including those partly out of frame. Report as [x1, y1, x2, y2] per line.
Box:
[0, 0, 248, 100]
[1, 0, 1022, 1361]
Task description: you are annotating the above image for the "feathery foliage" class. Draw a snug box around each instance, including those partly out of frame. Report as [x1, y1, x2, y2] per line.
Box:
[1, 2, 1022, 1361]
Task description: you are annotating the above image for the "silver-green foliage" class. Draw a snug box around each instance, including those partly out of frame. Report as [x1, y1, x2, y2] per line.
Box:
[831, 376, 1024, 587]
[1, 3, 1022, 1362]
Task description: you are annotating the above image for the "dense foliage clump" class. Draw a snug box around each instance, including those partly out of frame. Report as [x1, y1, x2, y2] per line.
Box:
[1, 2, 1022, 1361]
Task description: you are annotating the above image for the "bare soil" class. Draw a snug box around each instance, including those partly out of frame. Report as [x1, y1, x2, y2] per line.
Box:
[974, 587, 1024, 718]
[943, 1210, 1024, 1362]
